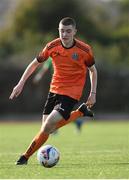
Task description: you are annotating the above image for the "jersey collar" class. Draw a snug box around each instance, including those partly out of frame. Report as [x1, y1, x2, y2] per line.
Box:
[60, 39, 76, 49]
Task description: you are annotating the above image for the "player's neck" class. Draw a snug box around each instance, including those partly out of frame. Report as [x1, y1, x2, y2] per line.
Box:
[61, 39, 75, 49]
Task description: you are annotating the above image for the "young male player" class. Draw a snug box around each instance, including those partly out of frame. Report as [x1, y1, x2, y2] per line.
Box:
[33, 58, 84, 134]
[9, 17, 97, 165]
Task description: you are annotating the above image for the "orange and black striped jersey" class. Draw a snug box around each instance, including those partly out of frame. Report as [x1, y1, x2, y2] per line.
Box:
[37, 38, 95, 100]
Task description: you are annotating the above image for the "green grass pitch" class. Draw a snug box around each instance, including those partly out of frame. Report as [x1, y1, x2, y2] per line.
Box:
[0, 119, 129, 179]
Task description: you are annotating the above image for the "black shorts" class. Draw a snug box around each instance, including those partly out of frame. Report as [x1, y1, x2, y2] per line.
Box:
[43, 92, 78, 120]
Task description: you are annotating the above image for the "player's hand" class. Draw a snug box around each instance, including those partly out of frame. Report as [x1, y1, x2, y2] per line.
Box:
[86, 93, 96, 109]
[9, 83, 24, 100]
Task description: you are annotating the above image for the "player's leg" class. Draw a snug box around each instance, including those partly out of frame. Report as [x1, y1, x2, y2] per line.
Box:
[22, 97, 94, 159]
[42, 114, 49, 123]
[15, 92, 57, 165]
[15, 94, 77, 165]
[16, 95, 93, 165]
[22, 111, 62, 160]
[22, 115, 50, 158]
[22, 104, 91, 161]
[16, 110, 62, 165]
[55, 103, 93, 130]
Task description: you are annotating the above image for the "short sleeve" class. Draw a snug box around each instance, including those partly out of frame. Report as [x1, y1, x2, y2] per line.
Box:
[85, 47, 95, 67]
[37, 45, 49, 63]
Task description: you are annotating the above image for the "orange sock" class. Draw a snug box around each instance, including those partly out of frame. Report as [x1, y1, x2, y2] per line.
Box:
[24, 131, 49, 159]
[56, 110, 83, 129]
[23, 110, 82, 159]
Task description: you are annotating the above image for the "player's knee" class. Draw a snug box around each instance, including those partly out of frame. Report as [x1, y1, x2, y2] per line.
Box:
[49, 128, 57, 134]
[42, 121, 56, 134]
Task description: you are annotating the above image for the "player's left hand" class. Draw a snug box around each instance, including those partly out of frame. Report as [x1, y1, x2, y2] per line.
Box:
[86, 93, 96, 108]
[9, 82, 24, 99]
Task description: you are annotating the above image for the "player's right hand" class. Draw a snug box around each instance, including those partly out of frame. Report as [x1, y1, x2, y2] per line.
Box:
[9, 83, 24, 100]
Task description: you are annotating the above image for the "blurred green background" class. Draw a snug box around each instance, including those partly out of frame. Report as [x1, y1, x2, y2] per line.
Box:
[0, 0, 129, 117]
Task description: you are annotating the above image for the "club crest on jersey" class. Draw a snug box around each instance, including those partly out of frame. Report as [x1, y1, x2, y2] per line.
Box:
[72, 53, 78, 60]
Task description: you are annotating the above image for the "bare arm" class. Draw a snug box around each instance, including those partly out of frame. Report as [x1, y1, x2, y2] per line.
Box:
[9, 58, 41, 99]
[86, 65, 97, 108]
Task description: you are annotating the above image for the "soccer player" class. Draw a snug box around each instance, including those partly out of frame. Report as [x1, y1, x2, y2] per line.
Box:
[33, 58, 84, 134]
[9, 17, 97, 165]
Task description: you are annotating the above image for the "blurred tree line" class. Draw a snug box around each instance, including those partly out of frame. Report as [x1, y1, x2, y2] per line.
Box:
[0, 0, 129, 115]
[0, 0, 129, 65]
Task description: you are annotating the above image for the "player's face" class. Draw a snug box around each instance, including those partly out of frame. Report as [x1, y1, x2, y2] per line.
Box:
[58, 24, 77, 48]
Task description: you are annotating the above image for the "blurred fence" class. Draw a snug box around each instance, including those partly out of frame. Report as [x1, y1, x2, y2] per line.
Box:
[0, 65, 129, 116]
